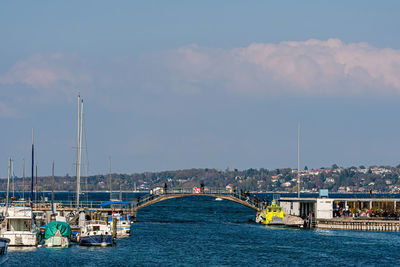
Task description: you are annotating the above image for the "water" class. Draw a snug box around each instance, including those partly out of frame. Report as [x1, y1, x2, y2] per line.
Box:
[7, 194, 400, 266]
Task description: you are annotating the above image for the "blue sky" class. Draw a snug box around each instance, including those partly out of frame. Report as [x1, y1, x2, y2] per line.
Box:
[1, 1, 400, 177]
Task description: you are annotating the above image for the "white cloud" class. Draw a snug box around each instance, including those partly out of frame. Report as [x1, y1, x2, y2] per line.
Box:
[0, 53, 92, 101]
[164, 39, 400, 96]
[1, 39, 400, 112]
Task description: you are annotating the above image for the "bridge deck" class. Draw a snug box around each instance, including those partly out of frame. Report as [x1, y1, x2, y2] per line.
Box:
[135, 193, 261, 212]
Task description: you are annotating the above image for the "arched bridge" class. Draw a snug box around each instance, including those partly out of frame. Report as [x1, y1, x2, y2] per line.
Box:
[133, 189, 261, 212]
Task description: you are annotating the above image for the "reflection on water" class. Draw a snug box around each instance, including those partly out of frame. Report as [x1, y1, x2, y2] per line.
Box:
[8, 247, 37, 252]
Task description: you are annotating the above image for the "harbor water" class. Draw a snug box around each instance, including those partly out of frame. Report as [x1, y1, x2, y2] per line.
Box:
[7, 193, 400, 266]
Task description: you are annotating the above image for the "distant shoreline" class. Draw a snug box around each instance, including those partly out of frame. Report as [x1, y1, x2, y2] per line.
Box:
[1, 190, 397, 194]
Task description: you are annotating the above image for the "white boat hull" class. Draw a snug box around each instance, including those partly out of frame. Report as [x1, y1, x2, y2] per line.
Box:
[0, 232, 38, 246]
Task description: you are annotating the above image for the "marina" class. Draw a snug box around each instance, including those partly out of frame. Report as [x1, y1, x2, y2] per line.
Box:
[3, 194, 400, 266]
[2, 2, 400, 265]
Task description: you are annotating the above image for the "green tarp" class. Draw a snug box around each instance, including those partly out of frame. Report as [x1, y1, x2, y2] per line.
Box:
[44, 221, 72, 240]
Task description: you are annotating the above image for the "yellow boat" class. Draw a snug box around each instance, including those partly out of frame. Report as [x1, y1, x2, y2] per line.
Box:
[260, 200, 285, 225]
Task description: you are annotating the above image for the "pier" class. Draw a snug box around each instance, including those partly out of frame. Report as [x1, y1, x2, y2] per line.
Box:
[318, 218, 400, 231]
[280, 196, 400, 231]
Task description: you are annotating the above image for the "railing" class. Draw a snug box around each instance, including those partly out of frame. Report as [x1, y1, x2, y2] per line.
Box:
[134, 188, 264, 210]
[2, 200, 134, 210]
[2, 188, 266, 211]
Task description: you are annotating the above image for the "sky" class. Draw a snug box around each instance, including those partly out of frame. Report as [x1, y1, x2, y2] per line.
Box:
[1, 1, 400, 177]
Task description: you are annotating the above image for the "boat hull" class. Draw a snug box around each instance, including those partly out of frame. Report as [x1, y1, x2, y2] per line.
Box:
[79, 235, 113, 246]
[45, 236, 70, 248]
[0, 232, 39, 246]
[263, 217, 285, 225]
[0, 238, 10, 265]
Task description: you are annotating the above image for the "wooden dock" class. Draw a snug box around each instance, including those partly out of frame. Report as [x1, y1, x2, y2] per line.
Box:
[317, 218, 400, 231]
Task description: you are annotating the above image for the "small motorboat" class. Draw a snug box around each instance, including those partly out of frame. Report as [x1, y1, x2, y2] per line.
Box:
[260, 200, 285, 225]
[215, 197, 223, 201]
[78, 220, 114, 247]
[107, 214, 131, 237]
[0, 206, 40, 246]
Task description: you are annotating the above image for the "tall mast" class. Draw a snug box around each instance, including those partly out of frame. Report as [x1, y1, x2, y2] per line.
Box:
[22, 159, 25, 200]
[297, 122, 301, 198]
[35, 164, 38, 207]
[119, 175, 122, 201]
[31, 129, 34, 211]
[79, 99, 84, 183]
[76, 95, 82, 208]
[11, 159, 14, 198]
[109, 156, 112, 200]
[6, 158, 11, 214]
[52, 161, 55, 214]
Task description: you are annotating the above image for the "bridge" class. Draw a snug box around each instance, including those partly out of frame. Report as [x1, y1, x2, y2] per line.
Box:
[133, 188, 262, 214]
[16, 188, 263, 224]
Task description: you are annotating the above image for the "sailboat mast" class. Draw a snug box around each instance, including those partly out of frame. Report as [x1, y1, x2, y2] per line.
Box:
[119, 176, 122, 201]
[109, 156, 112, 200]
[79, 99, 83, 204]
[6, 158, 11, 213]
[31, 129, 34, 211]
[76, 95, 81, 208]
[11, 159, 14, 198]
[35, 165, 38, 207]
[297, 122, 301, 198]
[52, 161, 55, 214]
[22, 159, 25, 200]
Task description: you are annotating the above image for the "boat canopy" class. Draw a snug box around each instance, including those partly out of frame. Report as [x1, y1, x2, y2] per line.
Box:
[100, 201, 130, 207]
[44, 221, 72, 240]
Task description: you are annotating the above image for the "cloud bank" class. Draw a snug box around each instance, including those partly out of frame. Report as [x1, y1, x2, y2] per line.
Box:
[1, 39, 400, 111]
[0, 53, 92, 102]
[164, 39, 400, 96]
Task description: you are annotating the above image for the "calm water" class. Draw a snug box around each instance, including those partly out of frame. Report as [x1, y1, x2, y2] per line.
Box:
[7, 194, 400, 266]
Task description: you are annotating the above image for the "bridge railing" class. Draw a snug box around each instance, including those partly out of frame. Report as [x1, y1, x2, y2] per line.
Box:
[134, 188, 263, 210]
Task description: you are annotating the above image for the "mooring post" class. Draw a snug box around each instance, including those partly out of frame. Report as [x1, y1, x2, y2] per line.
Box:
[112, 217, 117, 239]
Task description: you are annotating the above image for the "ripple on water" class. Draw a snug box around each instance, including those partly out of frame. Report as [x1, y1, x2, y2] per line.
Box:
[7, 196, 400, 266]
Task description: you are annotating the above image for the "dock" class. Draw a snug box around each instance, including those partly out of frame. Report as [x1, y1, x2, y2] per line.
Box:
[279, 196, 400, 231]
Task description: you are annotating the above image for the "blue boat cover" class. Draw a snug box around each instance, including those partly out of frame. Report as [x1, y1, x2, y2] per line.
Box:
[100, 201, 130, 207]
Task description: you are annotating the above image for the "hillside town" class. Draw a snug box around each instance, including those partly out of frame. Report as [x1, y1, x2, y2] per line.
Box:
[1, 164, 400, 194]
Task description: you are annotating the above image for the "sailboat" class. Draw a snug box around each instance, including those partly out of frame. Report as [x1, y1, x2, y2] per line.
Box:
[0, 133, 40, 246]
